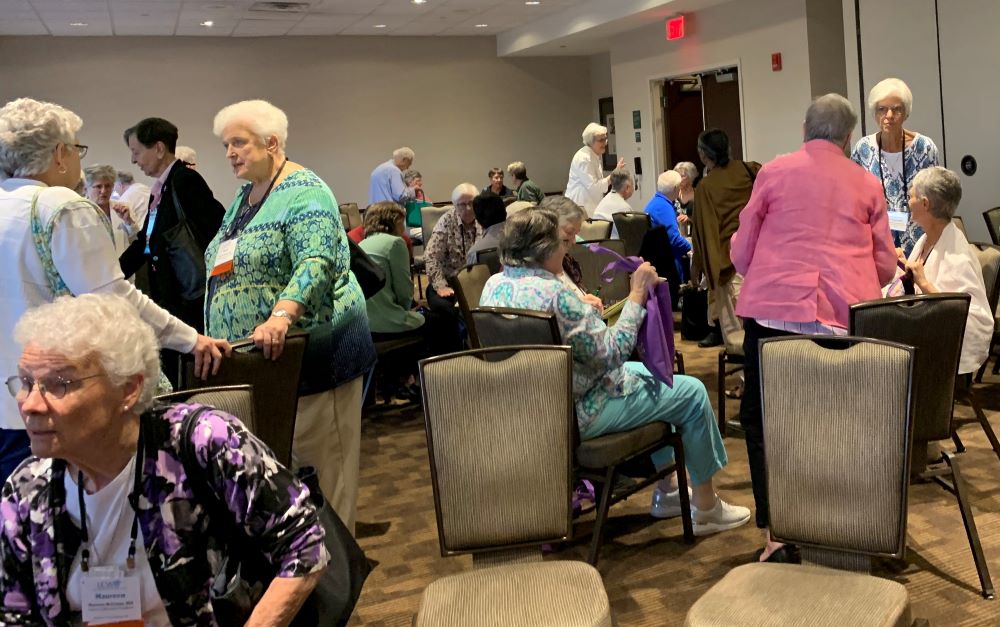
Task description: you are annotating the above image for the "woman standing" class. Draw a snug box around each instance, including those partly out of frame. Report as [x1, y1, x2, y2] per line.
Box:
[83, 164, 133, 254]
[851, 78, 940, 256]
[565, 123, 625, 216]
[205, 99, 375, 532]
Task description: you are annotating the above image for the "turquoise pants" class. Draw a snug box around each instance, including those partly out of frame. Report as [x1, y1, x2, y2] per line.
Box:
[580, 363, 727, 486]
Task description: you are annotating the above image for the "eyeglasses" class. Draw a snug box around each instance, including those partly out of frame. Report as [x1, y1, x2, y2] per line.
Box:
[5, 373, 104, 400]
[72, 144, 89, 158]
[593, 136, 609, 143]
[875, 105, 905, 117]
[455, 201, 474, 210]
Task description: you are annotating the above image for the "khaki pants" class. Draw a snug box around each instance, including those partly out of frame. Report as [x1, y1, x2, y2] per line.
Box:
[708, 273, 744, 354]
[293, 376, 363, 534]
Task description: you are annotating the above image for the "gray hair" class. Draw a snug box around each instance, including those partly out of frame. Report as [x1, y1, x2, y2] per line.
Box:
[538, 195, 586, 228]
[499, 208, 562, 268]
[0, 98, 82, 179]
[673, 161, 698, 181]
[581, 122, 608, 147]
[451, 182, 478, 205]
[657, 170, 683, 195]
[116, 171, 135, 185]
[213, 99, 289, 150]
[911, 166, 962, 220]
[175, 145, 197, 164]
[867, 78, 913, 120]
[609, 169, 632, 193]
[393, 147, 415, 163]
[403, 169, 422, 184]
[14, 294, 161, 413]
[804, 93, 858, 144]
[83, 164, 116, 187]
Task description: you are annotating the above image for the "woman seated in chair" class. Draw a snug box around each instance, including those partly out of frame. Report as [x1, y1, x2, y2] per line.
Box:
[480, 210, 750, 536]
[538, 196, 604, 313]
[0, 294, 328, 625]
[901, 167, 992, 375]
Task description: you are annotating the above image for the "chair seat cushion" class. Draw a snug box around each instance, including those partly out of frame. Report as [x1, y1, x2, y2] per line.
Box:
[416, 561, 612, 627]
[576, 423, 669, 469]
[685, 563, 911, 627]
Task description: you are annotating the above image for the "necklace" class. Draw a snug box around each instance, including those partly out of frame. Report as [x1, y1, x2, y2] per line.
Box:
[876, 130, 908, 210]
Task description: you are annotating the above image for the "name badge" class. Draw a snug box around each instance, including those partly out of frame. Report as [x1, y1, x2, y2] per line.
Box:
[887, 211, 908, 233]
[81, 566, 143, 626]
[211, 239, 238, 277]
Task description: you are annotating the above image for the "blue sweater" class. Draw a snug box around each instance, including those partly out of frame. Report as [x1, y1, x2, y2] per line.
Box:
[643, 191, 691, 281]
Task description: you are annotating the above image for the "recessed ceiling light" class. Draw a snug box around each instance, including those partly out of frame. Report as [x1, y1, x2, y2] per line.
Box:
[70, 22, 88, 27]
[412, 0, 427, 4]
[525, 1, 541, 5]
[374, 24, 387, 28]
[200, 20, 214, 27]
[475, 23, 488, 28]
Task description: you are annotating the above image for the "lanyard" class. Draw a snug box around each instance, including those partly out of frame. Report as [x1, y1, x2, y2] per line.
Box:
[876, 131, 908, 210]
[223, 159, 287, 240]
[78, 429, 144, 572]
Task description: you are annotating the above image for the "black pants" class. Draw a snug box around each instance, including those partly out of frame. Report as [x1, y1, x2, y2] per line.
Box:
[370, 311, 454, 380]
[739, 318, 795, 529]
[426, 289, 463, 353]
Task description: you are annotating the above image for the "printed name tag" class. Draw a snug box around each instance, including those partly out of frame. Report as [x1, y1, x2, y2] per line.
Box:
[81, 567, 142, 626]
[210, 239, 238, 277]
[887, 211, 908, 233]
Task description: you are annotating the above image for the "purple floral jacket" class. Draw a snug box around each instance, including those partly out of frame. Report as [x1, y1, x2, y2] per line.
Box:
[0, 403, 329, 626]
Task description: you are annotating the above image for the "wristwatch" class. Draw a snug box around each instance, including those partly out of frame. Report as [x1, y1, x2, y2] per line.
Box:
[271, 309, 294, 322]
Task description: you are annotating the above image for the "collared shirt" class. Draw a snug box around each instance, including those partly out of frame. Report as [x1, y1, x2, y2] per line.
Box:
[565, 145, 607, 216]
[368, 159, 415, 205]
[592, 191, 633, 238]
[425, 207, 483, 290]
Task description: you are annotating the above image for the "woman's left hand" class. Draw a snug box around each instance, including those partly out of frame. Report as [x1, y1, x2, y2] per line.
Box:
[252, 316, 293, 361]
[581, 293, 604, 314]
[904, 258, 931, 291]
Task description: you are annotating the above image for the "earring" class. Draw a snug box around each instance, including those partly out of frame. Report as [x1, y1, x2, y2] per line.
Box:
[123, 404, 130, 412]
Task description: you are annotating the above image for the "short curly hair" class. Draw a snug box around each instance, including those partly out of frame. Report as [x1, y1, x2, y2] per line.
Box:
[363, 201, 405, 237]
[0, 98, 82, 179]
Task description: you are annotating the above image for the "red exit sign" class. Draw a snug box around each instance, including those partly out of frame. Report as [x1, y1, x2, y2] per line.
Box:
[666, 15, 685, 40]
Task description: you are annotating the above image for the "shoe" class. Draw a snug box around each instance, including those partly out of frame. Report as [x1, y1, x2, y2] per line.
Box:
[698, 331, 723, 348]
[752, 544, 801, 564]
[691, 496, 751, 536]
[650, 486, 692, 519]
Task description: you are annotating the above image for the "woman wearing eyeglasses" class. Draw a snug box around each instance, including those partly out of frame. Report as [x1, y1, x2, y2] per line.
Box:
[0, 98, 231, 482]
[851, 78, 940, 256]
[565, 123, 625, 217]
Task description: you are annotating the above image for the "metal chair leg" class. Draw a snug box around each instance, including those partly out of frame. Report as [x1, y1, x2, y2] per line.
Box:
[672, 442, 695, 544]
[942, 450, 996, 599]
[952, 430, 967, 454]
[717, 350, 727, 437]
[967, 386, 1000, 463]
[586, 466, 618, 566]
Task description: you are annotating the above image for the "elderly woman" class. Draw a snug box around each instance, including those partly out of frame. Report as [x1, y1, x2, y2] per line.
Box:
[205, 99, 375, 531]
[403, 169, 427, 202]
[673, 161, 698, 225]
[691, 129, 761, 350]
[481, 210, 750, 535]
[565, 123, 626, 216]
[536, 196, 602, 312]
[852, 78, 941, 256]
[902, 167, 992, 374]
[643, 170, 692, 283]
[507, 161, 545, 203]
[483, 167, 512, 197]
[83, 164, 134, 254]
[0, 98, 228, 481]
[0, 294, 327, 625]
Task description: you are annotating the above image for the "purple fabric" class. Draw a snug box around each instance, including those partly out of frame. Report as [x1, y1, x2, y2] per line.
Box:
[588, 243, 675, 387]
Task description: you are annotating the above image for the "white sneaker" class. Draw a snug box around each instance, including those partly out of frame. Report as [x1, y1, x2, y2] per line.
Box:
[691, 496, 751, 536]
[650, 486, 692, 519]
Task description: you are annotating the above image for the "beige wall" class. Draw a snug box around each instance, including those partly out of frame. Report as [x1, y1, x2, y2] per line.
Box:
[0, 36, 592, 205]
[589, 52, 613, 122]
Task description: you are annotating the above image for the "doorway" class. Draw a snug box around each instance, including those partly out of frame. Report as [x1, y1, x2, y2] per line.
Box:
[659, 66, 745, 176]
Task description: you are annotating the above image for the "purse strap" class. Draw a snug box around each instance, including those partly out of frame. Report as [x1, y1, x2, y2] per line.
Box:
[29, 188, 113, 296]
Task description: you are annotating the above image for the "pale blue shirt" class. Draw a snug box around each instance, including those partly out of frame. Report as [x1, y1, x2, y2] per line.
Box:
[368, 159, 414, 205]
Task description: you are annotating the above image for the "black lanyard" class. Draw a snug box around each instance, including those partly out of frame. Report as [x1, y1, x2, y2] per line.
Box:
[222, 159, 287, 241]
[876, 131, 908, 210]
[78, 429, 144, 572]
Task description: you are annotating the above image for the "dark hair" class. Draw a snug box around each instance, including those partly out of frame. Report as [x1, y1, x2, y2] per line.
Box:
[123, 118, 178, 153]
[473, 192, 506, 230]
[488, 167, 504, 179]
[697, 128, 730, 167]
[363, 201, 405, 237]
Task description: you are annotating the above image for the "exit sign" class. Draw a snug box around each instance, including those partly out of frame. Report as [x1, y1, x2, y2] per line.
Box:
[666, 15, 685, 40]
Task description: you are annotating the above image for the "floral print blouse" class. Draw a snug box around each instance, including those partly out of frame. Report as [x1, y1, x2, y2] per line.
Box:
[425, 208, 483, 291]
[851, 132, 940, 256]
[0, 403, 329, 626]
[480, 266, 646, 430]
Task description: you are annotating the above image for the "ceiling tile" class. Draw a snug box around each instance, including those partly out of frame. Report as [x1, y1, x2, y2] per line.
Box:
[112, 20, 177, 35]
[287, 14, 361, 34]
[231, 18, 299, 36]
[0, 19, 49, 35]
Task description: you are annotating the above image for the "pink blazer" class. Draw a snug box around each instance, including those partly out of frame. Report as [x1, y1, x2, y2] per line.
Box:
[731, 140, 897, 329]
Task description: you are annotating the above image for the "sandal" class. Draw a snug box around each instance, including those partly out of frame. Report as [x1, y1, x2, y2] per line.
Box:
[724, 385, 744, 400]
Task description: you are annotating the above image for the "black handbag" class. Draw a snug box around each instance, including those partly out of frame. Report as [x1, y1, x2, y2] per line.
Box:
[348, 238, 385, 299]
[163, 184, 208, 301]
[680, 284, 711, 341]
[179, 408, 372, 626]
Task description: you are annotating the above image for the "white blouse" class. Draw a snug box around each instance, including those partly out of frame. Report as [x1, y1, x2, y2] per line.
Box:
[564, 145, 607, 216]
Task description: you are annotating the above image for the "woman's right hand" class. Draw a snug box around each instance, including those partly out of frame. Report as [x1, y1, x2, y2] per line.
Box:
[191, 335, 232, 379]
[628, 262, 658, 306]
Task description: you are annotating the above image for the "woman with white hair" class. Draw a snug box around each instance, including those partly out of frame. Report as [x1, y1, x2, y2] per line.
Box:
[205, 99, 375, 532]
[565, 122, 626, 216]
[0, 97, 230, 481]
[0, 294, 328, 625]
[673, 161, 698, 224]
[851, 77, 940, 256]
[83, 164, 133, 254]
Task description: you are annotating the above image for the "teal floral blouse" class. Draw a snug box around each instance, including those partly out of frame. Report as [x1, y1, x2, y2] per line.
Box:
[480, 266, 646, 430]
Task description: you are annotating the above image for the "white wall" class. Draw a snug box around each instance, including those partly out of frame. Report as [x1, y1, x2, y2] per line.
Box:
[607, 0, 813, 209]
[0, 36, 592, 204]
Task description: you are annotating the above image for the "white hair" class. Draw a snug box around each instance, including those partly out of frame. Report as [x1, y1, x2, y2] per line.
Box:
[451, 182, 478, 205]
[609, 168, 633, 193]
[867, 78, 913, 120]
[657, 170, 683, 195]
[213, 99, 289, 150]
[673, 162, 697, 181]
[0, 98, 82, 179]
[393, 147, 415, 163]
[84, 164, 116, 187]
[911, 166, 962, 220]
[538, 195, 585, 227]
[14, 294, 161, 413]
[582, 122, 608, 147]
[175, 145, 197, 164]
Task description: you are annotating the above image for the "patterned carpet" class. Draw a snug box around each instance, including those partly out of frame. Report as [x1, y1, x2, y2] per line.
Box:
[348, 332, 1000, 626]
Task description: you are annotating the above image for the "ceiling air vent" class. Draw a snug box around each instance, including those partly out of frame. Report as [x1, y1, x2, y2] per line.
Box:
[249, 1, 311, 13]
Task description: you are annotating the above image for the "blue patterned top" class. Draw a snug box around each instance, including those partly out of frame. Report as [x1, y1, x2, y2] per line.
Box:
[851, 132, 940, 255]
[480, 266, 646, 430]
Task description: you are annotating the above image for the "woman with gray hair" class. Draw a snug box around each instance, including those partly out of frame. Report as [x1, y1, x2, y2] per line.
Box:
[206, 98, 375, 531]
[901, 166, 991, 374]
[565, 122, 626, 216]
[0, 97, 229, 481]
[0, 294, 328, 625]
[536, 195, 603, 311]
[673, 161, 698, 223]
[481, 210, 749, 534]
[83, 164, 133, 253]
[851, 77, 940, 256]
[507, 161, 544, 203]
